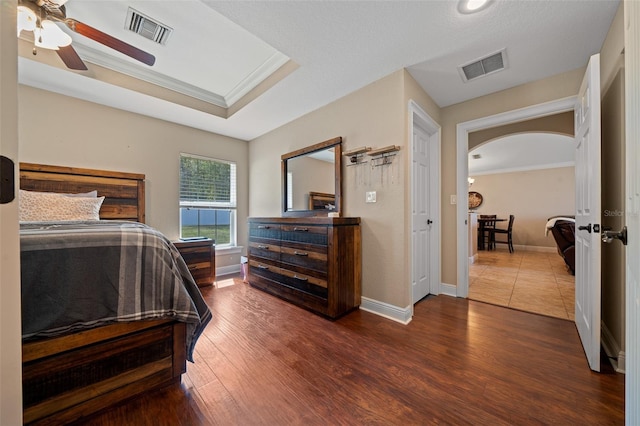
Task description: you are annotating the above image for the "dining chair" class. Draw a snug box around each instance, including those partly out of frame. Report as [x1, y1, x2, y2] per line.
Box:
[491, 214, 515, 253]
[478, 215, 497, 250]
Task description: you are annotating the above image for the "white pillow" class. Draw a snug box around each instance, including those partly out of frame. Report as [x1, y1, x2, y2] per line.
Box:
[19, 190, 105, 222]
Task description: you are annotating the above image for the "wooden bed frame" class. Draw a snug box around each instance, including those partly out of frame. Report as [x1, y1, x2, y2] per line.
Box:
[20, 163, 187, 425]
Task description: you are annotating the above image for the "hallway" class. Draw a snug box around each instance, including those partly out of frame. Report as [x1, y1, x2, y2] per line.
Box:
[469, 248, 575, 320]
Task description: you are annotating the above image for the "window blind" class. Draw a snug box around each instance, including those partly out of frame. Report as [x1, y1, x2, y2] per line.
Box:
[180, 154, 236, 207]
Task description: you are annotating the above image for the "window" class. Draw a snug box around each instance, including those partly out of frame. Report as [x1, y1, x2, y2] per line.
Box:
[179, 153, 236, 246]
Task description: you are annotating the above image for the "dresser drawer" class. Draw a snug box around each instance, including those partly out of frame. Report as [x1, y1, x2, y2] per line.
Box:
[173, 239, 215, 287]
[279, 245, 327, 272]
[280, 225, 327, 246]
[188, 263, 213, 284]
[249, 223, 282, 241]
[248, 259, 282, 282]
[249, 241, 281, 262]
[278, 267, 328, 299]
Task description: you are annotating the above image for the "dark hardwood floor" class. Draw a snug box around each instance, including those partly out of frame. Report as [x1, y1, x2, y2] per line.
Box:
[85, 274, 624, 425]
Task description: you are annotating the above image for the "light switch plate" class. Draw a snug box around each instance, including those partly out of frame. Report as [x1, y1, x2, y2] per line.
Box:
[366, 191, 377, 203]
[450, 195, 457, 204]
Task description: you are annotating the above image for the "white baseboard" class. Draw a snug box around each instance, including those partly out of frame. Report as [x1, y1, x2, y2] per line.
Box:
[601, 321, 626, 373]
[617, 351, 626, 373]
[469, 254, 478, 264]
[359, 297, 412, 324]
[439, 282, 458, 297]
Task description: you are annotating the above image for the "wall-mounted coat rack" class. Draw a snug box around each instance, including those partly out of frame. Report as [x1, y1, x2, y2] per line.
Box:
[368, 145, 401, 167]
[343, 146, 371, 166]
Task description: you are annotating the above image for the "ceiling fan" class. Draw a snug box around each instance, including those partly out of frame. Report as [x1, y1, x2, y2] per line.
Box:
[17, 0, 155, 71]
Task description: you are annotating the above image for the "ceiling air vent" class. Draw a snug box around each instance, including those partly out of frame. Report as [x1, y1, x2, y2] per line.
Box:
[126, 8, 172, 45]
[459, 49, 507, 82]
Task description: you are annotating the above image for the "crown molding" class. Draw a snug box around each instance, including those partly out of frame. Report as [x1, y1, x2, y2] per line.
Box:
[224, 51, 290, 107]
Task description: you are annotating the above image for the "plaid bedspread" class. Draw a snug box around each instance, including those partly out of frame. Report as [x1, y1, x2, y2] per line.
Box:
[20, 220, 212, 361]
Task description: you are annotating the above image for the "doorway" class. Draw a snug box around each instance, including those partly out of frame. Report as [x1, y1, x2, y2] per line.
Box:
[456, 97, 576, 298]
[409, 100, 441, 306]
[466, 131, 576, 319]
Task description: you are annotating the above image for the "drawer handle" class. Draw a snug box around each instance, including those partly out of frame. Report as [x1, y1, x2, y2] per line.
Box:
[256, 265, 269, 270]
[294, 251, 308, 256]
[293, 227, 308, 232]
[258, 245, 269, 249]
[293, 275, 308, 281]
[257, 225, 270, 229]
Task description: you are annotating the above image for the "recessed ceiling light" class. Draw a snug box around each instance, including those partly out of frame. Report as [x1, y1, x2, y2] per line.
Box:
[458, 0, 492, 14]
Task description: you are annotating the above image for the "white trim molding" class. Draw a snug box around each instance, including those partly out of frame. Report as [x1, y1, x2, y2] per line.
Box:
[439, 283, 458, 298]
[74, 44, 289, 108]
[602, 321, 626, 373]
[359, 297, 413, 324]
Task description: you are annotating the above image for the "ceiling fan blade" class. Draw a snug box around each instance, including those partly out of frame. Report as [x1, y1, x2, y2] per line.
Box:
[56, 44, 88, 70]
[64, 18, 155, 66]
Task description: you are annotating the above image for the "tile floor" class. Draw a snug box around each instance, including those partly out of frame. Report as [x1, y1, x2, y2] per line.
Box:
[469, 248, 575, 320]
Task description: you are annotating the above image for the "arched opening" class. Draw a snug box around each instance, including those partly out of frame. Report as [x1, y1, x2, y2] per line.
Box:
[467, 129, 576, 319]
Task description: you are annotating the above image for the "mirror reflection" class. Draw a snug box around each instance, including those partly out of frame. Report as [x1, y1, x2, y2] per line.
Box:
[287, 148, 335, 211]
[282, 137, 342, 217]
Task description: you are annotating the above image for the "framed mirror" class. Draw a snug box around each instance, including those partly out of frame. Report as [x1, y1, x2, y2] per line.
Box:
[282, 136, 342, 217]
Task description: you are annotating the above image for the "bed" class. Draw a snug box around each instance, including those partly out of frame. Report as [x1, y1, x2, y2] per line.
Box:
[19, 163, 211, 425]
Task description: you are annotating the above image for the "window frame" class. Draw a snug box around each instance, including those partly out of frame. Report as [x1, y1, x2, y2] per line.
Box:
[179, 153, 237, 247]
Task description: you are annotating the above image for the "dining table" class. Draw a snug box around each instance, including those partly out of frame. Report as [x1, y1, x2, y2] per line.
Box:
[477, 216, 507, 250]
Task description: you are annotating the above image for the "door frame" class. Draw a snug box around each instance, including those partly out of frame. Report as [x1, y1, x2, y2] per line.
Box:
[455, 97, 576, 297]
[1, 0, 24, 423]
[409, 100, 441, 307]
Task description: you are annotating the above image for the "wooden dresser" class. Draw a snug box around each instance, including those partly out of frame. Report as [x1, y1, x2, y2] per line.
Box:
[173, 238, 215, 287]
[248, 217, 361, 318]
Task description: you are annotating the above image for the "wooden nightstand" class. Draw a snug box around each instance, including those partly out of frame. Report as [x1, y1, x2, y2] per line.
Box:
[173, 238, 215, 287]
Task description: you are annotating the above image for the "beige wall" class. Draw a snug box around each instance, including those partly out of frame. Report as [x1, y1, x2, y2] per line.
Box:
[288, 156, 334, 210]
[18, 86, 250, 269]
[469, 111, 574, 149]
[250, 70, 429, 308]
[469, 167, 575, 249]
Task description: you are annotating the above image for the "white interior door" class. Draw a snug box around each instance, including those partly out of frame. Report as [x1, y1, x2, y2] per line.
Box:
[574, 53, 602, 372]
[410, 100, 440, 305]
[412, 123, 431, 303]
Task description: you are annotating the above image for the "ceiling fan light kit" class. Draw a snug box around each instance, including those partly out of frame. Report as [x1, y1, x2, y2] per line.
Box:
[17, 0, 156, 69]
[34, 20, 72, 50]
[17, 6, 37, 36]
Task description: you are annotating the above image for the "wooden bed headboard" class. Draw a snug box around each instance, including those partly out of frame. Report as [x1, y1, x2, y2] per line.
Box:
[19, 163, 146, 223]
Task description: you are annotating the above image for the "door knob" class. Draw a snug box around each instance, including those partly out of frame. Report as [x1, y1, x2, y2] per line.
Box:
[578, 224, 592, 233]
[427, 219, 433, 225]
[601, 226, 627, 245]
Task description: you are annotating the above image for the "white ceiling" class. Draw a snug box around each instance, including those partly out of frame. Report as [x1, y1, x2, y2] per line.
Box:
[18, 0, 620, 141]
[468, 133, 575, 176]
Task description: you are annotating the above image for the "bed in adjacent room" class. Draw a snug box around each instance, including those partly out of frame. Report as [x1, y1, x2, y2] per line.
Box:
[19, 163, 211, 425]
